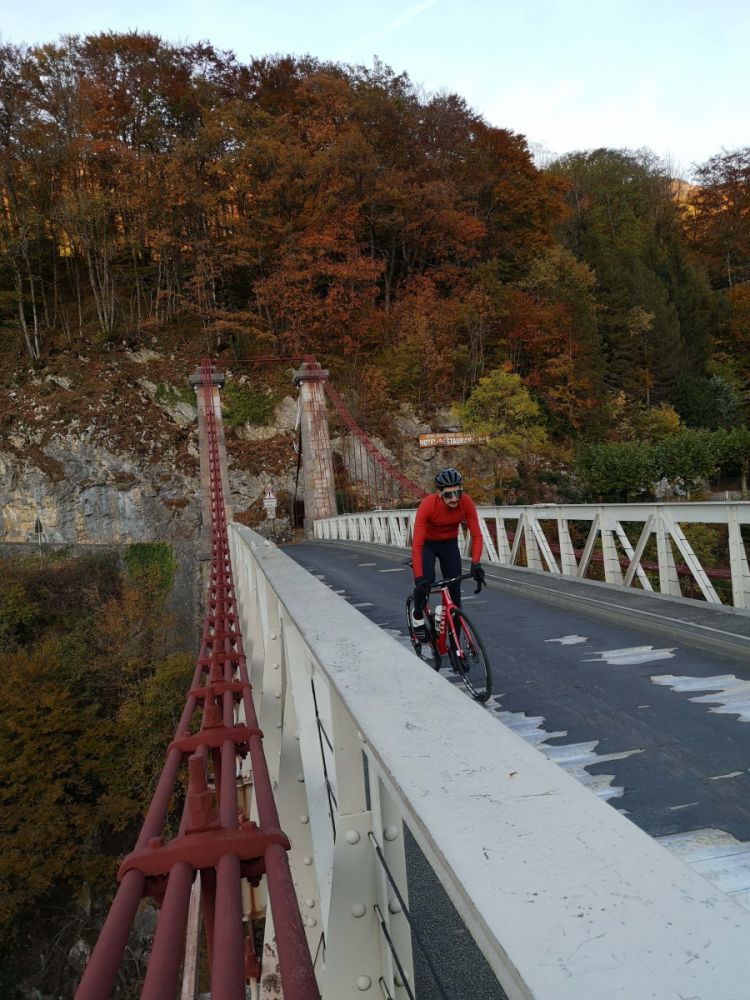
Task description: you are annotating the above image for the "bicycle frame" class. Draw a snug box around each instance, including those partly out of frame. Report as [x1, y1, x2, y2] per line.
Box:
[425, 572, 474, 656]
[407, 567, 491, 701]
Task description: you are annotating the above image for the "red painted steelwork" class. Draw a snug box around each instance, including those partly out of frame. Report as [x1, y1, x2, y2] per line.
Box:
[76, 359, 319, 1000]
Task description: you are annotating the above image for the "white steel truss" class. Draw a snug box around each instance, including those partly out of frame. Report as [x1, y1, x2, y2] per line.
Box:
[314, 502, 750, 608]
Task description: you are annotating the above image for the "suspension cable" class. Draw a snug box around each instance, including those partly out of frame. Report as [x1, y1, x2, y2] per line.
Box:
[76, 360, 319, 1000]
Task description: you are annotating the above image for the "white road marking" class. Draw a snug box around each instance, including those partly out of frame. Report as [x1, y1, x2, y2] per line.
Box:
[669, 802, 699, 811]
[708, 771, 744, 780]
[352, 602, 374, 608]
[545, 635, 588, 645]
[492, 698, 750, 906]
[358, 562, 376, 567]
[585, 646, 676, 666]
[379, 567, 405, 572]
[487, 705, 641, 800]
[651, 674, 750, 723]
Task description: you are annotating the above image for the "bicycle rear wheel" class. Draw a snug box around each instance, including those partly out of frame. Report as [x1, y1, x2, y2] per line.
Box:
[405, 597, 441, 669]
[447, 608, 492, 702]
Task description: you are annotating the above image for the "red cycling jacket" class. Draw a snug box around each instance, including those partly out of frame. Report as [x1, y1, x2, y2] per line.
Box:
[411, 492, 483, 577]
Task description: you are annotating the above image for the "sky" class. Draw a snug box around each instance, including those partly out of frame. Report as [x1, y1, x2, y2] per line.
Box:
[2, 0, 749, 177]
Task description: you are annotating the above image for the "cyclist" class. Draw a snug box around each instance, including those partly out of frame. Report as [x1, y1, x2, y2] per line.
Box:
[410, 468, 485, 638]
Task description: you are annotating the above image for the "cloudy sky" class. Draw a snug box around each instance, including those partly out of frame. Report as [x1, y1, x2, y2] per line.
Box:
[3, 0, 748, 175]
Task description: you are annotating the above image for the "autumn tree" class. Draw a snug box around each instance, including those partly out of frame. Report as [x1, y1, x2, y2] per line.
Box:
[519, 246, 603, 436]
[688, 148, 750, 290]
[0, 547, 191, 996]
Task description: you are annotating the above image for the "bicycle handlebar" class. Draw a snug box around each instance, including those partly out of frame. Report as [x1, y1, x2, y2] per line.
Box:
[403, 560, 485, 594]
[430, 572, 484, 595]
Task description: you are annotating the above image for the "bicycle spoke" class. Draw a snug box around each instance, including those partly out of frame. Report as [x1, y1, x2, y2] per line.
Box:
[447, 608, 492, 702]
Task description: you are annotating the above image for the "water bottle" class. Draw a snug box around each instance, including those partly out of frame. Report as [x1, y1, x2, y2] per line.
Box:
[434, 605, 444, 634]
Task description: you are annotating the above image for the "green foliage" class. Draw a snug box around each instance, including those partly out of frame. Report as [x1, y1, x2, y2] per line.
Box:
[123, 542, 177, 597]
[634, 403, 682, 441]
[653, 429, 722, 492]
[674, 374, 745, 430]
[222, 381, 275, 427]
[578, 439, 660, 501]
[455, 367, 548, 457]
[578, 427, 731, 500]
[155, 382, 196, 409]
[0, 583, 40, 649]
[550, 149, 709, 406]
[718, 426, 750, 475]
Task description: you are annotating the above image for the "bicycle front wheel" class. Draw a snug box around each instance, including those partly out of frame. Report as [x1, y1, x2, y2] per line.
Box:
[447, 608, 492, 702]
[405, 596, 441, 669]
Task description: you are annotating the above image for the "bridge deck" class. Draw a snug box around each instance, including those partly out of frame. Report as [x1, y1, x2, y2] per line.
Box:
[289, 539, 750, 876]
[279, 538, 750, 998]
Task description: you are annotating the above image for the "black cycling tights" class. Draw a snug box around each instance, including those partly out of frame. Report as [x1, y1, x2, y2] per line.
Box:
[414, 538, 463, 613]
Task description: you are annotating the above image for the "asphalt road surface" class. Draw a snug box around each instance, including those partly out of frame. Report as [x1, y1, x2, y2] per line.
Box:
[284, 540, 750, 998]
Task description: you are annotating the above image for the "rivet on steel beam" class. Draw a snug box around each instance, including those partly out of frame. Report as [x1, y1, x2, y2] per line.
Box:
[388, 900, 402, 914]
[303, 857, 313, 866]
[356, 976, 372, 991]
[305, 898, 315, 908]
[345, 830, 360, 845]
[300, 815, 309, 825]
[351, 902, 366, 918]
[384, 825, 399, 842]
[297, 774, 305, 782]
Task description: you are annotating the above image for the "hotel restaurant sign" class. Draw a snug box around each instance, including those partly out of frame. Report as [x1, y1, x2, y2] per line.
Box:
[418, 432, 489, 448]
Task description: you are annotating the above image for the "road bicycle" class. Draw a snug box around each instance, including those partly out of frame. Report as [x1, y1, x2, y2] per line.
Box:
[405, 572, 492, 703]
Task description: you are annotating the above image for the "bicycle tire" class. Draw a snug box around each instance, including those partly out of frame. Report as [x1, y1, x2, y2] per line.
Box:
[447, 607, 492, 702]
[405, 597, 441, 670]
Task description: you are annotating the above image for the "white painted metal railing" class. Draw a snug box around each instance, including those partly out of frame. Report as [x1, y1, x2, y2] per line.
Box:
[228, 523, 750, 999]
[314, 502, 750, 608]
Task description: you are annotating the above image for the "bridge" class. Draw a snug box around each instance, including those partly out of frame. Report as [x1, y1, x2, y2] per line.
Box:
[78, 361, 750, 999]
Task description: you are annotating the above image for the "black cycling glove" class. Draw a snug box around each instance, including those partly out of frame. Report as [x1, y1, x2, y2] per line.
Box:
[470, 562, 486, 590]
[413, 576, 431, 610]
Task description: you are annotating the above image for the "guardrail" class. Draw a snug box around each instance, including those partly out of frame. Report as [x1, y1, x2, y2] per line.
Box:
[228, 523, 750, 999]
[314, 502, 750, 608]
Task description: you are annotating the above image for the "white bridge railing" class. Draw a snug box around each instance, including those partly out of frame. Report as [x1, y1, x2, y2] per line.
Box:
[314, 502, 750, 608]
[228, 523, 750, 999]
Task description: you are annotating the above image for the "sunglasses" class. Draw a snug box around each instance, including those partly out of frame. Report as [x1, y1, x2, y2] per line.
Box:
[441, 489, 462, 499]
